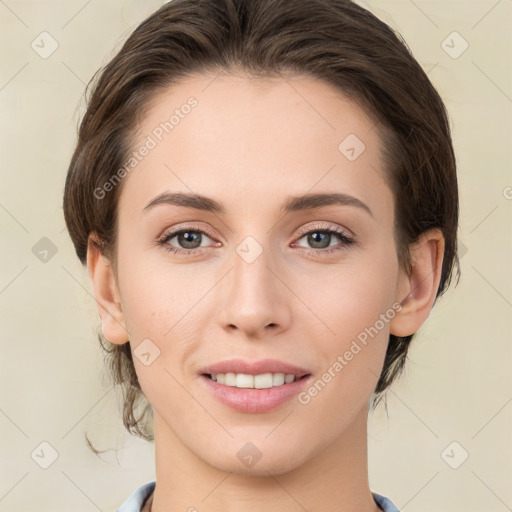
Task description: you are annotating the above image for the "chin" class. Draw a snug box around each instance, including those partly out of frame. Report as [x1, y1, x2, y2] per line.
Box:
[200, 442, 308, 477]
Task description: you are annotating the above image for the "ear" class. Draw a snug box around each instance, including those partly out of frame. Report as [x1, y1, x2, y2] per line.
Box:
[390, 228, 445, 337]
[86, 233, 129, 345]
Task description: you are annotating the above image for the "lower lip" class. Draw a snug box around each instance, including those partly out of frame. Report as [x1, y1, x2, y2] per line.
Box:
[199, 374, 312, 413]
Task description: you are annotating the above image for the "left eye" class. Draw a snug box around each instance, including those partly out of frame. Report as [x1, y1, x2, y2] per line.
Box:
[295, 228, 353, 250]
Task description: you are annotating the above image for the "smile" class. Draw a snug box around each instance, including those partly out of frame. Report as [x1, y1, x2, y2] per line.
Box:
[207, 372, 303, 388]
[200, 372, 312, 413]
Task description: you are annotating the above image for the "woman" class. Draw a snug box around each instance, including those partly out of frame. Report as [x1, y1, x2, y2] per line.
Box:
[62, 0, 459, 510]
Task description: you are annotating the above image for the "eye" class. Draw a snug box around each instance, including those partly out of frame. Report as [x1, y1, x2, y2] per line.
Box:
[158, 225, 218, 256]
[157, 222, 355, 257]
[293, 223, 355, 255]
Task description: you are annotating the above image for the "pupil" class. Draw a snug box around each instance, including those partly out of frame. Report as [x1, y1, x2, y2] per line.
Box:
[309, 232, 329, 248]
[180, 231, 200, 248]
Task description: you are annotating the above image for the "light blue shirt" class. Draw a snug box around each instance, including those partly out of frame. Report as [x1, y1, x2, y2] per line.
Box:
[116, 481, 401, 511]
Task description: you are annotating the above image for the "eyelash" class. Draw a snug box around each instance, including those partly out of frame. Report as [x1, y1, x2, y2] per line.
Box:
[157, 223, 355, 257]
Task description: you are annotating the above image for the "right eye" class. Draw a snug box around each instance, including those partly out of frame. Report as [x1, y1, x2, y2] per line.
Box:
[158, 225, 219, 256]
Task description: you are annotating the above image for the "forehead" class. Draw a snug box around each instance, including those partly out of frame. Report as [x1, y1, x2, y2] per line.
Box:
[118, 71, 391, 218]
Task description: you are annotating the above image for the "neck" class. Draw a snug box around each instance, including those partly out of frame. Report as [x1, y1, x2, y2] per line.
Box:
[149, 403, 381, 512]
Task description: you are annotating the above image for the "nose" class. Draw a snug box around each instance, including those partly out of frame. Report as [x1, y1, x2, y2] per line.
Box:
[218, 239, 291, 339]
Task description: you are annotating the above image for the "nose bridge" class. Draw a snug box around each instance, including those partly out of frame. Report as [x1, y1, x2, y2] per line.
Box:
[219, 231, 289, 336]
[229, 209, 280, 289]
[237, 234, 273, 284]
[231, 232, 277, 304]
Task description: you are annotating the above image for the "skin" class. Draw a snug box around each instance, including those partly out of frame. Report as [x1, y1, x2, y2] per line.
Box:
[87, 71, 444, 512]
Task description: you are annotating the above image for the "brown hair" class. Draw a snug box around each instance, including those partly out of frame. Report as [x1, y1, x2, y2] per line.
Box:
[63, 0, 459, 442]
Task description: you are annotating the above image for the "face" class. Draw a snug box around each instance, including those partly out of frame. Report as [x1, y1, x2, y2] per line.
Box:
[110, 71, 408, 475]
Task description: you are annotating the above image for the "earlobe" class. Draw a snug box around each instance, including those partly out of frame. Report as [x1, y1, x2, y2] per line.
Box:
[86, 233, 129, 345]
[389, 228, 445, 337]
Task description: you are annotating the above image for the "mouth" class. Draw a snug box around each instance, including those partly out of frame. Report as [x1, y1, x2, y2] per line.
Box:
[202, 372, 311, 389]
[198, 358, 311, 390]
[199, 369, 313, 413]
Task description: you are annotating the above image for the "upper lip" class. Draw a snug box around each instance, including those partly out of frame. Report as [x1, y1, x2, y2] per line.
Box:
[200, 358, 311, 378]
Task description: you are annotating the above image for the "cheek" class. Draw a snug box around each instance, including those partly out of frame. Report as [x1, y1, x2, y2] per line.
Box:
[117, 251, 195, 339]
[117, 261, 207, 391]
[294, 269, 395, 428]
[300, 247, 398, 338]
[297, 246, 398, 391]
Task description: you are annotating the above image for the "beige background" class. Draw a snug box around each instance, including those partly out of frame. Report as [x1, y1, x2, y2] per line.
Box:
[1, 0, 511, 510]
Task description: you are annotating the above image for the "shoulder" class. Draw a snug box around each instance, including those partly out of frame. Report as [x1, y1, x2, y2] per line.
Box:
[372, 492, 401, 512]
[116, 481, 156, 512]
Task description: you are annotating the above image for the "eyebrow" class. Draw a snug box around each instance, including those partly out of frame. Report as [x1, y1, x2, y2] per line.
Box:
[143, 191, 373, 218]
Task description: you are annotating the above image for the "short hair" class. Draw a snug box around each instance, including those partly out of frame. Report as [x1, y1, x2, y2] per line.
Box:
[63, 0, 460, 441]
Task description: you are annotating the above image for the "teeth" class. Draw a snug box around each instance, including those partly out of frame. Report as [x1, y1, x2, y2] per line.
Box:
[209, 372, 298, 389]
[225, 373, 237, 386]
[284, 374, 295, 384]
[272, 373, 285, 386]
